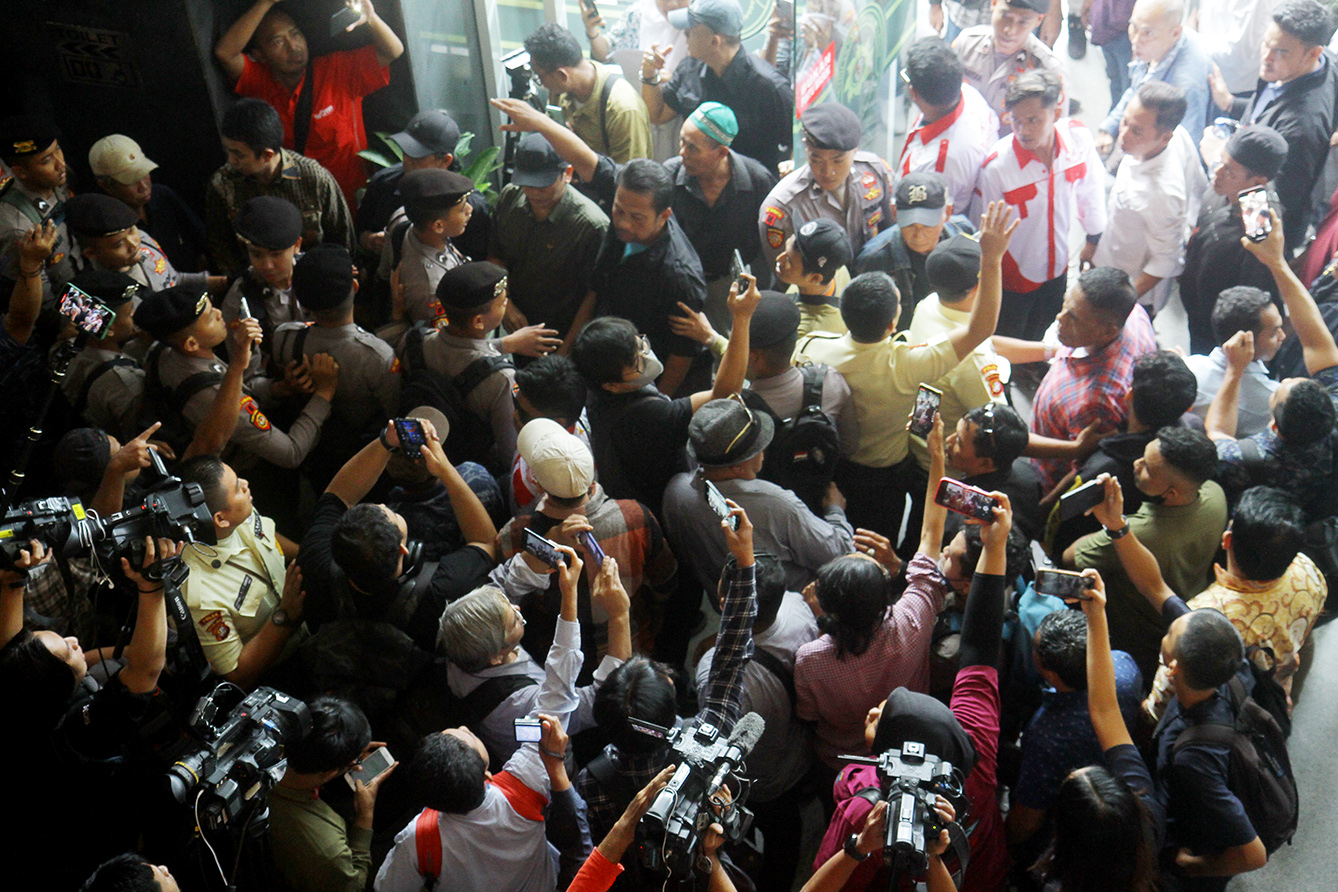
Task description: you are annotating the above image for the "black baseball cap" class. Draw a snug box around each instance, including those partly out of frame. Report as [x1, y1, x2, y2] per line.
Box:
[926, 234, 982, 296]
[795, 219, 853, 276]
[895, 172, 948, 227]
[512, 133, 569, 188]
[391, 110, 462, 159]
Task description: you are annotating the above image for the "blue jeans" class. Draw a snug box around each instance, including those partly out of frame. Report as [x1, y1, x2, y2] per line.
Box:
[1099, 32, 1133, 108]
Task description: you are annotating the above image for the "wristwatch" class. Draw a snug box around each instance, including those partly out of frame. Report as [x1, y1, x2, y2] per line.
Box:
[1105, 523, 1130, 540]
[271, 608, 299, 628]
[844, 833, 870, 862]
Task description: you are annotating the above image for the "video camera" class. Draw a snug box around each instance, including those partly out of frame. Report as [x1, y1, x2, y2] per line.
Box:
[502, 47, 537, 101]
[0, 448, 214, 576]
[167, 685, 312, 833]
[844, 742, 966, 878]
[639, 712, 765, 876]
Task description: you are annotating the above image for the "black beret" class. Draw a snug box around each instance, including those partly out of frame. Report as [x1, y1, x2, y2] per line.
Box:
[1225, 125, 1289, 180]
[926, 234, 982, 296]
[400, 169, 474, 214]
[749, 292, 802, 349]
[66, 270, 144, 309]
[133, 282, 208, 341]
[800, 103, 862, 152]
[233, 196, 303, 250]
[437, 261, 507, 312]
[292, 243, 355, 312]
[64, 193, 139, 238]
[0, 115, 59, 159]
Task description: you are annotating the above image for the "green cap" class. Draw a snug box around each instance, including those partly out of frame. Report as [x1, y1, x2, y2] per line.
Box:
[688, 102, 738, 147]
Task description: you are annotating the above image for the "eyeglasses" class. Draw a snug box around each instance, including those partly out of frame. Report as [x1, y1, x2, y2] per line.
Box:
[494, 276, 508, 301]
[979, 404, 998, 456]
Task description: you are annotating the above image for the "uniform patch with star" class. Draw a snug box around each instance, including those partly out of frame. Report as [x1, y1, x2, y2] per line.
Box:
[198, 610, 231, 642]
[240, 396, 271, 431]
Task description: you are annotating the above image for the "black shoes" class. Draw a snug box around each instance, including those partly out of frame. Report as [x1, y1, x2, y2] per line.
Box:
[1068, 14, 1086, 60]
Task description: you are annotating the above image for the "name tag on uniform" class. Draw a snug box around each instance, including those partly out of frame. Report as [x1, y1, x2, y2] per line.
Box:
[234, 575, 253, 611]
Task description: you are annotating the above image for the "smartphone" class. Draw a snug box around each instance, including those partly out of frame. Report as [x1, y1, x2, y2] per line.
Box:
[1211, 116, 1239, 140]
[393, 418, 427, 459]
[523, 528, 565, 569]
[514, 717, 544, 743]
[580, 0, 600, 19]
[330, 2, 362, 35]
[344, 745, 394, 790]
[934, 478, 1000, 522]
[730, 248, 749, 292]
[1058, 479, 1105, 523]
[59, 284, 116, 339]
[238, 296, 252, 320]
[1035, 568, 1096, 600]
[578, 529, 606, 566]
[704, 480, 739, 530]
[1239, 186, 1272, 242]
[776, 0, 795, 18]
[908, 384, 942, 439]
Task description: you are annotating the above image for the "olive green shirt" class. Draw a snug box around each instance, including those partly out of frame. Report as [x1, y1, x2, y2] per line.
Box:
[269, 783, 372, 892]
[556, 61, 652, 162]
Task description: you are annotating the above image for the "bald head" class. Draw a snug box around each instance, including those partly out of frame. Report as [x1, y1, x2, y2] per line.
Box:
[1129, 0, 1185, 63]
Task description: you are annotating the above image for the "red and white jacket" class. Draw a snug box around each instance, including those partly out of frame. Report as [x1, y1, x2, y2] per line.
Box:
[898, 84, 999, 212]
[972, 120, 1107, 293]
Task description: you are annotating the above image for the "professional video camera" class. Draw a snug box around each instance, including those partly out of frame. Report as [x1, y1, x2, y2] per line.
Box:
[167, 685, 312, 833]
[0, 448, 214, 574]
[639, 712, 765, 876]
[502, 47, 537, 101]
[844, 742, 967, 880]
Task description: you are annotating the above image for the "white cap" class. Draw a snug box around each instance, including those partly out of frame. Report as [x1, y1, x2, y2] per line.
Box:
[89, 134, 158, 185]
[517, 419, 595, 499]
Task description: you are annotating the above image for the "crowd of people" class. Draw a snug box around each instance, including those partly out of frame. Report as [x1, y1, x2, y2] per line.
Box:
[2, 0, 1336, 890]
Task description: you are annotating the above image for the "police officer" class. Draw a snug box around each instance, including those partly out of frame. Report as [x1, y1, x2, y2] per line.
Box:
[381, 169, 475, 326]
[58, 269, 148, 441]
[757, 103, 895, 272]
[272, 244, 399, 483]
[0, 115, 74, 303]
[220, 196, 310, 343]
[64, 193, 219, 295]
[134, 282, 339, 472]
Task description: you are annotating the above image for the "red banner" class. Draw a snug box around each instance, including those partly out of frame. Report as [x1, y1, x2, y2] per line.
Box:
[795, 41, 835, 118]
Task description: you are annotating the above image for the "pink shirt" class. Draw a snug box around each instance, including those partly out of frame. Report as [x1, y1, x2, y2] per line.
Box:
[795, 552, 948, 767]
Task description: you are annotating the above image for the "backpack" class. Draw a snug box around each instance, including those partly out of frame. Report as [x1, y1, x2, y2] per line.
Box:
[398, 325, 512, 471]
[1172, 674, 1299, 854]
[142, 343, 225, 453]
[742, 364, 841, 513]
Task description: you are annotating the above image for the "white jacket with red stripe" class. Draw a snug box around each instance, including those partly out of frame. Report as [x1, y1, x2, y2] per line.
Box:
[972, 120, 1107, 293]
[898, 83, 998, 212]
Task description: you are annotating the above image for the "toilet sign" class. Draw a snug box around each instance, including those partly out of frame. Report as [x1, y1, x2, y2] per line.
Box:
[46, 23, 141, 88]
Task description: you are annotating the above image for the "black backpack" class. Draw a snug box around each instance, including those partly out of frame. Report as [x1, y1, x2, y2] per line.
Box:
[142, 343, 225, 453]
[742, 364, 841, 513]
[398, 326, 512, 472]
[1172, 674, 1299, 854]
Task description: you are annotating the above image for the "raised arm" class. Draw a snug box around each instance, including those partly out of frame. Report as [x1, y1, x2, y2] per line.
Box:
[700, 503, 757, 730]
[918, 414, 950, 556]
[1204, 330, 1253, 441]
[6, 222, 57, 345]
[1244, 208, 1338, 374]
[419, 418, 498, 558]
[350, 0, 404, 66]
[0, 541, 48, 649]
[1085, 474, 1177, 613]
[492, 97, 600, 184]
[640, 44, 678, 126]
[948, 202, 1016, 361]
[696, 275, 760, 408]
[324, 424, 396, 507]
[214, 0, 276, 84]
[184, 319, 258, 460]
[116, 538, 183, 695]
[1078, 570, 1135, 750]
[591, 556, 633, 661]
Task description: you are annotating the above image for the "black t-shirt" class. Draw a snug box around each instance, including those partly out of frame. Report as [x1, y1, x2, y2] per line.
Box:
[586, 387, 694, 516]
[662, 152, 777, 285]
[300, 492, 495, 650]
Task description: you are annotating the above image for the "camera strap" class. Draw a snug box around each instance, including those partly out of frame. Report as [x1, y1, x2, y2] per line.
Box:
[414, 807, 442, 890]
[292, 59, 317, 156]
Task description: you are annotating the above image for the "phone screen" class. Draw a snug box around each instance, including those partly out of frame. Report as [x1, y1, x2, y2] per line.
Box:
[1035, 569, 1094, 600]
[579, 530, 606, 566]
[514, 717, 544, 742]
[908, 385, 942, 438]
[1240, 187, 1272, 242]
[705, 480, 739, 530]
[394, 418, 426, 458]
[523, 528, 564, 569]
[776, 0, 795, 18]
[934, 478, 999, 521]
[344, 745, 394, 789]
[59, 285, 116, 339]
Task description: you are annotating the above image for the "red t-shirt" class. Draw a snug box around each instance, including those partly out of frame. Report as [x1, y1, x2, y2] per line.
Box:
[236, 46, 389, 210]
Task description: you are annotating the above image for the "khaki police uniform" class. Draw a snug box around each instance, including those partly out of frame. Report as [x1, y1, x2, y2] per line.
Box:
[220, 264, 310, 339]
[0, 178, 74, 304]
[397, 227, 466, 324]
[758, 153, 895, 270]
[182, 511, 294, 676]
[60, 344, 145, 442]
[416, 329, 516, 468]
[272, 321, 399, 428]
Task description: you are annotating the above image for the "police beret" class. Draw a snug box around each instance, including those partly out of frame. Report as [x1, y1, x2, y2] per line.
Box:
[926, 234, 982, 297]
[400, 169, 474, 213]
[233, 196, 303, 250]
[795, 219, 853, 275]
[1226, 125, 1289, 180]
[800, 103, 862, 152]
[64, 193, 139, 239]
[749, 292, 802, 349]
[436, 261, 507, 312]
[66, 269, 144, 309]
[133, 282, 208, 341]
[0, 115, 59, 159]
[292, 243, 355, 312]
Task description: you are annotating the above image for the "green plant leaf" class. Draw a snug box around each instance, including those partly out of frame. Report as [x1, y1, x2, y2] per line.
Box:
[357, 149, 394, 168]
[456, 131, 475, 158]
[463, 146, 502, 191]
[371, 131, 404, 161]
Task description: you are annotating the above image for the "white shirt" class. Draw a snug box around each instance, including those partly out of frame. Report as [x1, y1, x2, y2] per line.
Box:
[1185, 348, 1280, 438]
[1200, 0, 1279, 94]
[973, 120, 1107, 292]
[1092, 126, 1207, 310]
[898, 84, 999, 211]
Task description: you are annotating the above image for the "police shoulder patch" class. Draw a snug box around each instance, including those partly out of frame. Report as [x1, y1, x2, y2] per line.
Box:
[767, 227, 785, 249]
[240, 396, 271, 431]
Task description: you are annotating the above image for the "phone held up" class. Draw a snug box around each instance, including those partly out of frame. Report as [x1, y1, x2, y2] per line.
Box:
[934, 478, 1000, 522]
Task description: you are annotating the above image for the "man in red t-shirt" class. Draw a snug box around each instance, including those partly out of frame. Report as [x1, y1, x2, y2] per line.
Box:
[215, 0, 403, 210]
